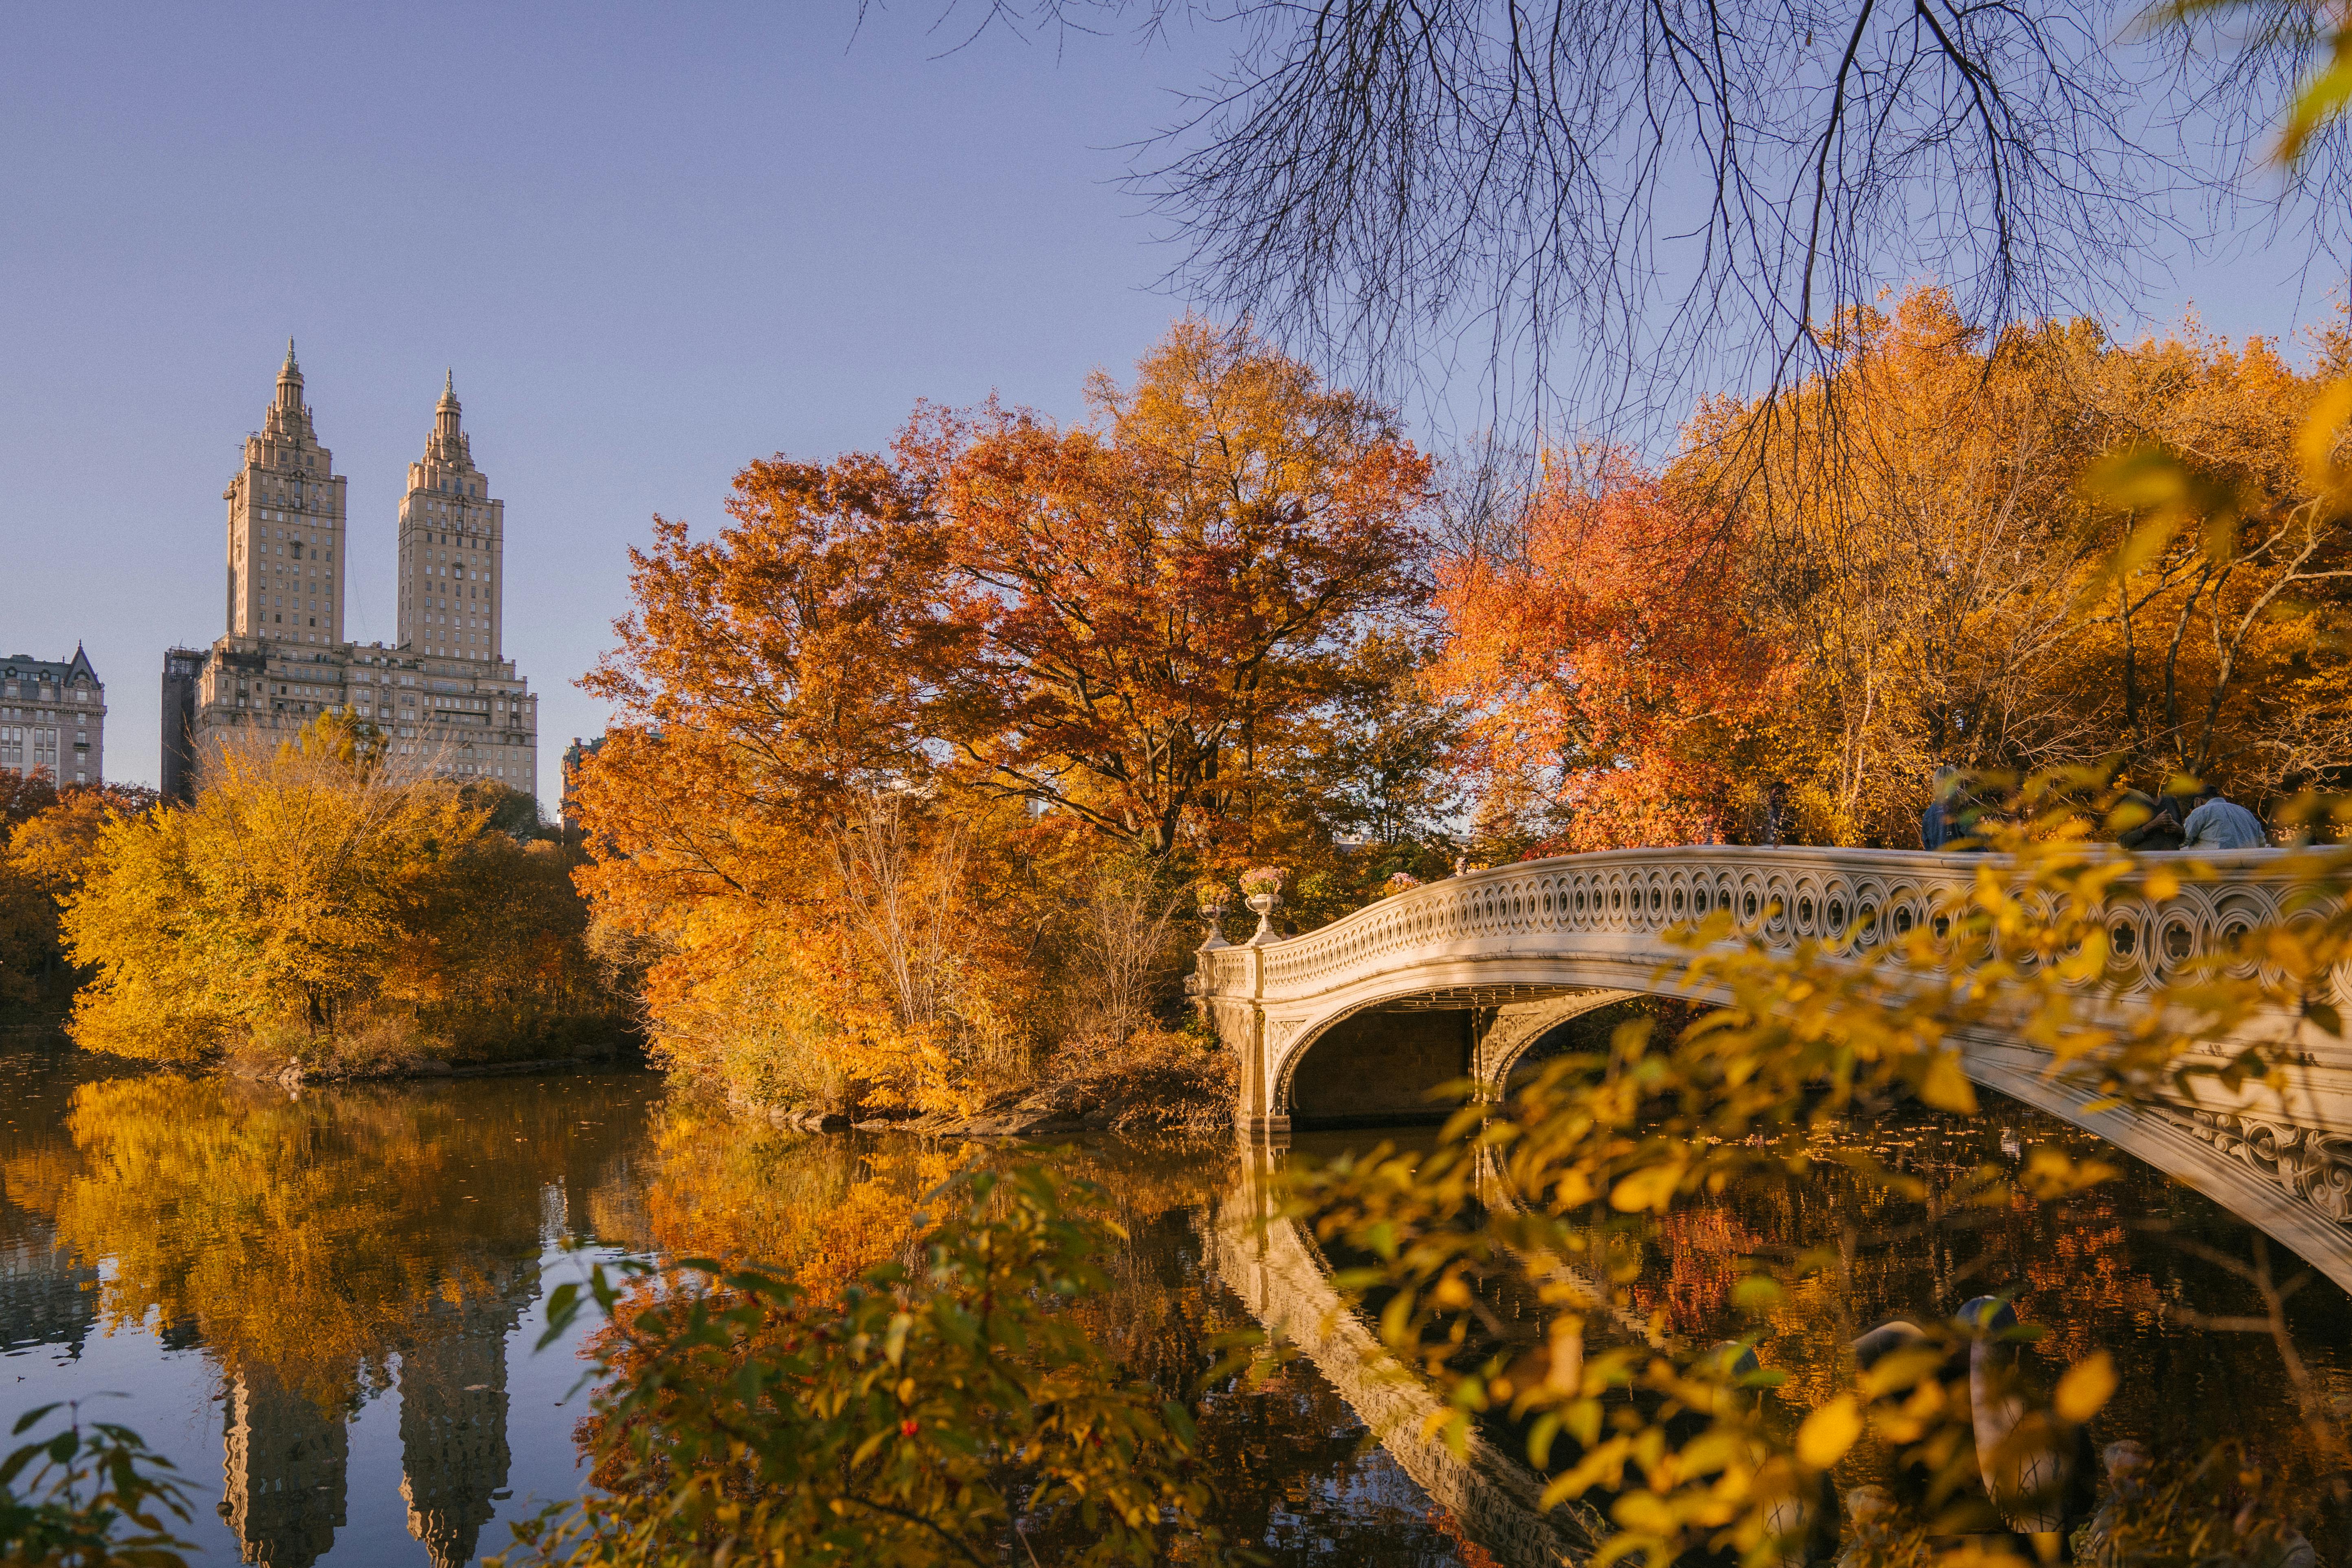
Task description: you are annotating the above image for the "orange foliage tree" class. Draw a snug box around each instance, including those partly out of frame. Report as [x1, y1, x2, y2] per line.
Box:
[577, 321, 1435, 1113]
[1432, 459, 1785, 850]
[1438, 289, 2352, 849]
[915, 319, 1434, 859]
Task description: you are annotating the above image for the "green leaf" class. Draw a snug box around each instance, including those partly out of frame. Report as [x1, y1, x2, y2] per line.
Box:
[1160, 1401, 1198, 1449]
[10, 1404, 61, 1437]
[536, 1282, 582, 1350]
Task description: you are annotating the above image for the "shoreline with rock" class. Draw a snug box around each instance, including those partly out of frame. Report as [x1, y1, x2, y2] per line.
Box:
[749, 1056, 1236, 1141]
[225, 1040, 641, 1089]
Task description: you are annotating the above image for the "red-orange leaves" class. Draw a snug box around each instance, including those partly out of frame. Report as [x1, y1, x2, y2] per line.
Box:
[1433, 462, 1785, 850]
[579, 453, 969, 906]
[915, 320, 1434, 855]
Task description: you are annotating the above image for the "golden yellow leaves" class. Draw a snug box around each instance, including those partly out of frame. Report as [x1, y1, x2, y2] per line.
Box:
[2020, 1146, 2120, 1200]
[1608, 1159, 1687, 1213]
[1916, 1049, 1979, 1113]
[2052, 1351, 2118, 1425]
[57, 717, 613, 1067]
[1794, 1395, 1863, 1469]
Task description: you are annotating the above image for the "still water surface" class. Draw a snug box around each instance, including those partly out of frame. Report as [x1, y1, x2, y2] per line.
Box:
[3, 1029, 2348, 1566]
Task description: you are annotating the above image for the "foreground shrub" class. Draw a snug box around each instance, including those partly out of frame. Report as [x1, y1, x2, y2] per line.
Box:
[504, 1167, 1235, 1568]
[0, 1407, 191, 1568]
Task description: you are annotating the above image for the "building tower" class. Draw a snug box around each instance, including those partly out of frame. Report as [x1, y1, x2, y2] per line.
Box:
[182, 345, 541, 803]
[0, 648, 105, 785]
[398, 374, 504, 662]
[222, 343, 348, 646]
[160, 647, 204, 802]
[218, 1365, 350, 1568]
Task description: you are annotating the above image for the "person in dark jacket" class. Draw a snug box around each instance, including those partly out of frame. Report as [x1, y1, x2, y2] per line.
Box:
[1921, 767, 1956, 849]
[1921, 767, 1985, 851]
[2115, 788, 2187, 852]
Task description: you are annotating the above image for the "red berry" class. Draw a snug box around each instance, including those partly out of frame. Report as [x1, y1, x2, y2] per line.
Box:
[900, 1419, 919, 1437]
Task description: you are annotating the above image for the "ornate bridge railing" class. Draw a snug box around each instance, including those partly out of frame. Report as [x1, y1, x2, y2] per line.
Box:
[1199, 844, 2314, 1007]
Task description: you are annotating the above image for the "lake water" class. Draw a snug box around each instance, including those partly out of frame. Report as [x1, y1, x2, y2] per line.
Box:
[4, 1028, 2348, 1566]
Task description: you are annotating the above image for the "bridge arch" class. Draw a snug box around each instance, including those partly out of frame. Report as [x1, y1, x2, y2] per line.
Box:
[1195, 846, 2352, 1291]
[1274, 987, 1649, 1129]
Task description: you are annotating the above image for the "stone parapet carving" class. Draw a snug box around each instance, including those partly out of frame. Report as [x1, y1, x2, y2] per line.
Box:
[2163, 1108, 2352, 1225]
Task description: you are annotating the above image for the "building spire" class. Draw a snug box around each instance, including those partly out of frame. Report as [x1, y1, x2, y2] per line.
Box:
[433, 369, 463, 446]
[275, 339, 305, 417]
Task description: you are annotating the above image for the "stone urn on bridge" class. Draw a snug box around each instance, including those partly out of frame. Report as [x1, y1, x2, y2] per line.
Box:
[1195, 879, 1234, 951]
[1239, 865, 1286, 946]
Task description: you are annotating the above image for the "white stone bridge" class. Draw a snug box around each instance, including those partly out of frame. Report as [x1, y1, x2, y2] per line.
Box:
[1191, 846, 2352, 1292]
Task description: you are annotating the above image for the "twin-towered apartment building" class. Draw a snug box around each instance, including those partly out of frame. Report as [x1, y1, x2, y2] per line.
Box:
[162, 344, 540, 801]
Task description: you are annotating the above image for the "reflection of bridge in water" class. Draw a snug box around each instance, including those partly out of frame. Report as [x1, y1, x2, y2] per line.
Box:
[1195, 846, 2352, 1291]
[1209, 1148, 1602, 1567]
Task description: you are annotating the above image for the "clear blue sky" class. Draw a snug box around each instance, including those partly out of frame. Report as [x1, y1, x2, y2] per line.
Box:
[0, 3, 1218, 794]
[0, 3, 2329, 796]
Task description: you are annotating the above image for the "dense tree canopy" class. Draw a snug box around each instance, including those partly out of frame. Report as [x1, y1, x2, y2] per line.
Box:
[61, 716, 615, 1066]
[918, 320, 1433, 855]
[575, 322, 1440, 1115]
[1435, 288, 2352, 848]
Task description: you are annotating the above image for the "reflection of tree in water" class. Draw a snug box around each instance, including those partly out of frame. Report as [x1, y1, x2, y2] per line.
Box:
[2, 1067, 661, 1568]
[608, 1126, 1483, 1565]
[1498, 994, 2352, 1537]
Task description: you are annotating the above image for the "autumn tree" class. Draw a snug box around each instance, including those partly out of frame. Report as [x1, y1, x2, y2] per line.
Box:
[1440, 290, 2352, 847]
[2073, 317, 2352, 792]
[579, 454, 964, 909]
[577, 321, 1431, 1114]
[61, 716, 616, 1066]
[0, 781, 160, 1014]
[917, 319, 1433, 859]
[1432, 456, 1787, 850]
[1683, 290, 2110, 842]
[574, 451, 1027, 1113]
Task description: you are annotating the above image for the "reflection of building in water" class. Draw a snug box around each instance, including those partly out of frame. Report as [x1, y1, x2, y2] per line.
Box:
[218, 1368, 350, 1568]
[397, 1265, 534, 1568]
[0, 1220, 99, 1358]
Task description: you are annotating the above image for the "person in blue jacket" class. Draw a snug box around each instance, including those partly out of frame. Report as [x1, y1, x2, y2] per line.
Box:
[1921, 766, 1973, 850]
[2179, 785, 2267, 851]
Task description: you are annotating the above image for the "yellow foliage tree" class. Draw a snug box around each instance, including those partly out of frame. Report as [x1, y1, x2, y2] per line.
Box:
[62, 714, 615, 1067]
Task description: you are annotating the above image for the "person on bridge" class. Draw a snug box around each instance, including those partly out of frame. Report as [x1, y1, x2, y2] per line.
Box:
[1921, 767, 1958, 849]
[1921, 767, 1985, 851]
[2179, 785, 2267, 851]
[2115, 788, 2188, 852]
